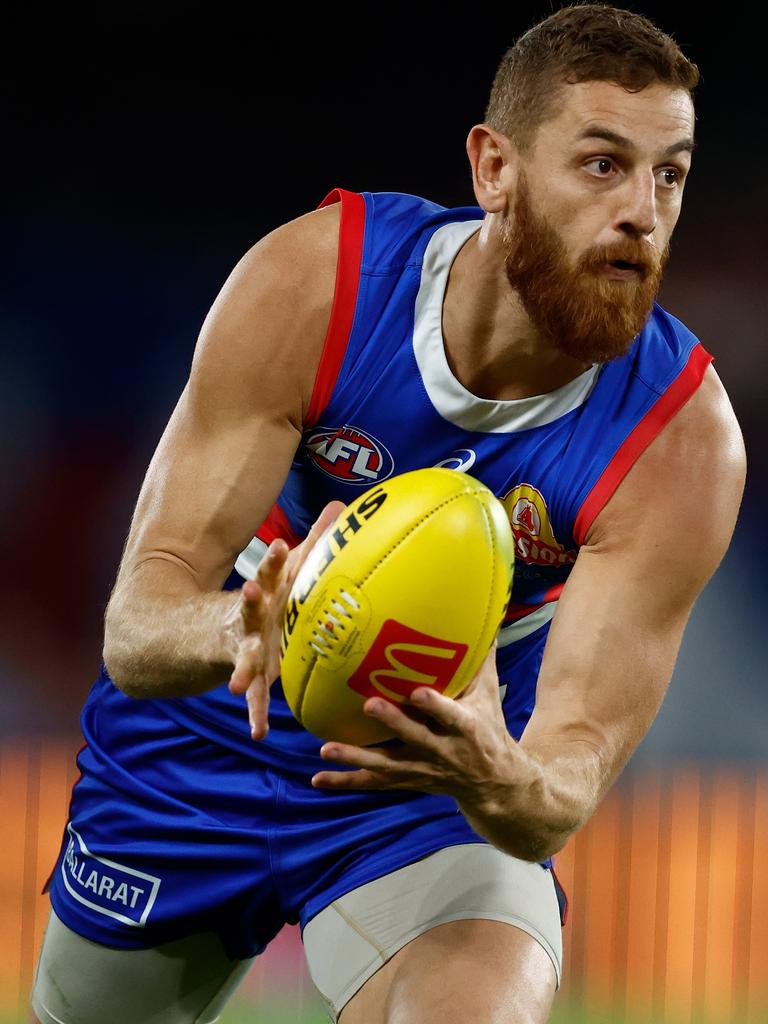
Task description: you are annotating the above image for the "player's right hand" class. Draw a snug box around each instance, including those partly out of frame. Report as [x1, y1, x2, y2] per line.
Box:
[225, 501, 345, 739]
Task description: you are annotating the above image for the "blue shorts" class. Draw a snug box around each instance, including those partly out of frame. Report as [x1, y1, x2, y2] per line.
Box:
[47, 679, 499, 960]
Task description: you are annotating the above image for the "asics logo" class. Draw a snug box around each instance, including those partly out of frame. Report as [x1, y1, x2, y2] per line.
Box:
[433, 449, 477, 472]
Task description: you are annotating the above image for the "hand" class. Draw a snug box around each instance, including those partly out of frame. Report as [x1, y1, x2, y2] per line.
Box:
[311, 643, 529, 808]
[226, 500, 345, 739]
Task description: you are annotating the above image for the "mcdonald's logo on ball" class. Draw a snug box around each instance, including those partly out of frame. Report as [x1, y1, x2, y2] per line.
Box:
[347, 620, 469, 703]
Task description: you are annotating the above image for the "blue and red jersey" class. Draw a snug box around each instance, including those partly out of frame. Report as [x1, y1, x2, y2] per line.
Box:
[48, 188, 711, 949]
[90, 187, 711, 771]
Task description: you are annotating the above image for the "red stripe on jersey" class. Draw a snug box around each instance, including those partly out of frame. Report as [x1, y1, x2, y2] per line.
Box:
[573, 344, 713, 547]
[505, 601, 545, 622]
[256, 503, 303, 550]
[304, 188, 366, 427]
[504, 584, 563, 623]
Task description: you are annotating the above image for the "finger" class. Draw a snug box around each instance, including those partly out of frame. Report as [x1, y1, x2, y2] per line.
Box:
[361, 698, 444, 750]
[483, 640, 499, 671]
[409, 687, 467, 732]
[312, 500, 346, 539]
[255, 538, 289, 590]
[319, 739, 425, 772]
[228, 644, 262, 696]
[241, 578, 261, 602]
[457, 642, 499, 699]
[245, 676, 270, 739]
[239, 579, 265, 631]
[295, 501, 346, 566]
[311, 768, 389, 790]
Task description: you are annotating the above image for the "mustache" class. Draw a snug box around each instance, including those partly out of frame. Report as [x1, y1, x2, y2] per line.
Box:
[578, 241, 665, 279]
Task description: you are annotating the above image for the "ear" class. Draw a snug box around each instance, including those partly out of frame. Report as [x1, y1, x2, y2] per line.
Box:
[466, 124, 518, 213]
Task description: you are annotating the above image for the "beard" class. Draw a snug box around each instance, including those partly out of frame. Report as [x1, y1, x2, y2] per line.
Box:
[501, 173, 669, 363]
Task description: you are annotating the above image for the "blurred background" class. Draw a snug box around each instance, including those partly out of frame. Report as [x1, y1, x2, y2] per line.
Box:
[2, 2, 766, 1021]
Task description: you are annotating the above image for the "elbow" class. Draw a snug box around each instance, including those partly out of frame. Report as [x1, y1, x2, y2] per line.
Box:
[506, 809, 584, 863]
[102, 644, 149, 700]
[103, 613, 152, 700]
[508, 830, 572, 864]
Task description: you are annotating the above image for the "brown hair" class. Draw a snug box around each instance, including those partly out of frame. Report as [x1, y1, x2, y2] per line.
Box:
[485, 3, 700, 151]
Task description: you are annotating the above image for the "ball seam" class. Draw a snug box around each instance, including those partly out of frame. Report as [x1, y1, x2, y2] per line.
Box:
[359, 490, 485, 587]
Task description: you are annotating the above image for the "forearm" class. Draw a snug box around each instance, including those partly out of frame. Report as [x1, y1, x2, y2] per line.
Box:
[455, 739, 605, 862]
[103, 559, 241, 698]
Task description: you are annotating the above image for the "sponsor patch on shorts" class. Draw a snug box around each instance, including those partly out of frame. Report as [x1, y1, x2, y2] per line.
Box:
[60, 823, 161, 927]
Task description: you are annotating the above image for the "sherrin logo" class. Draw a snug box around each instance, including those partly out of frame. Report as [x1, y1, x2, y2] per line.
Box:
[348, 620, 468, 703]
[281, 487, 388, 654]
[305, 424, 394, 484]
[502, 483, 577, 567]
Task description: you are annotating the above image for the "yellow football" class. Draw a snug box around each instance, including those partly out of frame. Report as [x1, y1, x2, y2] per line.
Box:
[279, 467, 514, 745]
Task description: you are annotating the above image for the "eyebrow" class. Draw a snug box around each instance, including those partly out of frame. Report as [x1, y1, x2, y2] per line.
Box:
[576, 126, 696, 159]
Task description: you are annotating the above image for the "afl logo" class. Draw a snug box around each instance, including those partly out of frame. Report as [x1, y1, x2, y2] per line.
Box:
[304, 424, 394, 485]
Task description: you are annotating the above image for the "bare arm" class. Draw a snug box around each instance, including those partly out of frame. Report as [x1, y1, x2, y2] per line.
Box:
[312, 365, 747, 861]
[103, 202, 341, 703]
[459, 364, 746, 857]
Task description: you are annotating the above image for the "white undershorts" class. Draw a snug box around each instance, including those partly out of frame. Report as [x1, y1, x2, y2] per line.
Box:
[303, 843, 563, 1020]
[32, 843, 562, 1024]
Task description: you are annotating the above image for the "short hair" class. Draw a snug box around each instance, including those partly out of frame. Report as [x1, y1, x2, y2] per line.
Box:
[484, 3, 700, 151]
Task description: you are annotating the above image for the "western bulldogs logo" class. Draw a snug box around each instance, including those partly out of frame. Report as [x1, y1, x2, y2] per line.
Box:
[502, 483, 578, 567]
[305, 424, 394, 484]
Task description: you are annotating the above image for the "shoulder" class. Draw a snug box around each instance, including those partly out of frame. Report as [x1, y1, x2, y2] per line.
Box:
[621, 363, 744, 507]
[586, 364, 746, 600]
[187, 202, 342, 426]
[225, 201, 341, 302]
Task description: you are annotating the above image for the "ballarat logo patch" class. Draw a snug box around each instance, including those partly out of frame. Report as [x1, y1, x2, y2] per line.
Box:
[61, 824, 161, 927]
[304, 424, 394, 484]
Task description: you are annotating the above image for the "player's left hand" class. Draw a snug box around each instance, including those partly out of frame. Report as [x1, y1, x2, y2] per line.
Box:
[312, 643, 530, 803]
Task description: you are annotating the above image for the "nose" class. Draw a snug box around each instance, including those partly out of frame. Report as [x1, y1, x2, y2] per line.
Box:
[615, 169, 657, 238]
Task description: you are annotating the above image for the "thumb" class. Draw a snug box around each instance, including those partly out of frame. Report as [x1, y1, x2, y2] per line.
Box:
[460, 640, 499, 699]
[295, 500, 345, 566]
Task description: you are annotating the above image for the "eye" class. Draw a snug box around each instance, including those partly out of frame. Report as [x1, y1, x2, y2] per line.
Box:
[585, 157, 616, 177]
[656, 166, 684, 188]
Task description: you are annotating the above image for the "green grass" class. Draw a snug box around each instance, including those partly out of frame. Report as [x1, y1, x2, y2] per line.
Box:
[214, 997, 756, 1024]
[4, 1004, 758, 1024]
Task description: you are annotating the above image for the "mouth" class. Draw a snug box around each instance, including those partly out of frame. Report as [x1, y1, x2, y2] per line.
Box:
[600, 259, 645, 280]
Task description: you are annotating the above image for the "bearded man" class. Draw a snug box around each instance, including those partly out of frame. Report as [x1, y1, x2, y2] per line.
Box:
[32, 5, 745, 1024]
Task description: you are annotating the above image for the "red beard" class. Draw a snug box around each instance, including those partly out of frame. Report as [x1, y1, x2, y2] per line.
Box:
[501, 174, 669, 363]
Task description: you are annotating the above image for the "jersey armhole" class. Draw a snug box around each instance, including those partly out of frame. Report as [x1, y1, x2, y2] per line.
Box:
[304, 188, 366, 428]
[573, 343, 713, 546]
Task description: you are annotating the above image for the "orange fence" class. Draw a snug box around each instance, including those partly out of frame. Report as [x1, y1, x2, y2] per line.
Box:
[555, 767, 767, 1022]
[2, 738, 766, 1023]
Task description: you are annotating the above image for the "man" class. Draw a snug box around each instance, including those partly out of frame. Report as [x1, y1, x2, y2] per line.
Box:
[32, 5, 745, 1024]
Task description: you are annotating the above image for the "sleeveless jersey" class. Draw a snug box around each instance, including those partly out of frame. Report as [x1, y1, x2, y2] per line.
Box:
[90, 187, 712, 775]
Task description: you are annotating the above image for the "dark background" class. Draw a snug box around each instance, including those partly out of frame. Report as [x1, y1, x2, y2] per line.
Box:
[4, 3, 766, 756]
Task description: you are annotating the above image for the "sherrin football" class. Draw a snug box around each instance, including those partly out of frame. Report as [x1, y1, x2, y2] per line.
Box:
[279, 467, 515, 745]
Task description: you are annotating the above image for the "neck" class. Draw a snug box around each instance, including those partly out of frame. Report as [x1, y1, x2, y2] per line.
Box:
[442, 214, 592, 401]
